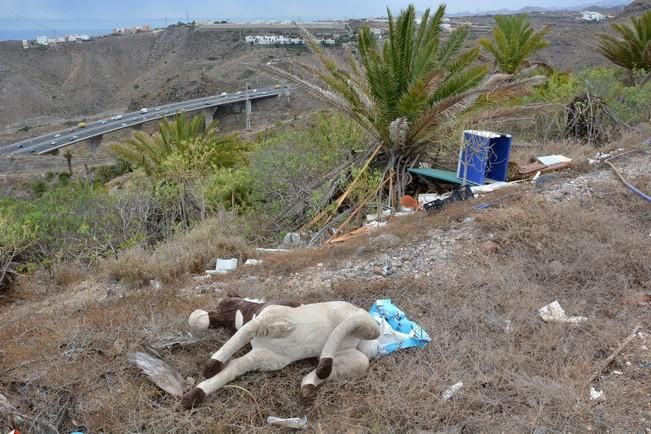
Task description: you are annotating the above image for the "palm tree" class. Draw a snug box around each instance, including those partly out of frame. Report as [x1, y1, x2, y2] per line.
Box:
[110, 113, 248, 179]
[264, 4, 546, 215]
[480, 14, 550, 74]
[63, 149, 73, 175]
[597, 11, 651, 73]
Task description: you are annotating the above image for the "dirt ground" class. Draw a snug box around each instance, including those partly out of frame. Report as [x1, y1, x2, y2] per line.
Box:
[0, 143, 649, 433]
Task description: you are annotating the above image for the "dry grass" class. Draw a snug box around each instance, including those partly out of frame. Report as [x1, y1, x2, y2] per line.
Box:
[1, 171, 650, 432]
[102, 216, 253, 288]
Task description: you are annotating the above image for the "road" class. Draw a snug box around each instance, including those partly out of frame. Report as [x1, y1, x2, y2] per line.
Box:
[1, 86, 288, 156]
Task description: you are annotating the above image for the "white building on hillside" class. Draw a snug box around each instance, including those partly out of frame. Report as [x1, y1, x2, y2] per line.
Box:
[36, 35, 48, 46]
[581, 11, 607, 22]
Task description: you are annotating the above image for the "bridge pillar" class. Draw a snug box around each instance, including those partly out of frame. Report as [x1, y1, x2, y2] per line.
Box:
[203, 109, 214, 130]
[88, 134, 103, 153]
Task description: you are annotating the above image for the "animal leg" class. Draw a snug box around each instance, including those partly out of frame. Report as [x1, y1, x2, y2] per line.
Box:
[202, 315, 295, 378]
[182, 349, 289, 409]
[301, 348, 370, 402]
[316, 313, 380, 380]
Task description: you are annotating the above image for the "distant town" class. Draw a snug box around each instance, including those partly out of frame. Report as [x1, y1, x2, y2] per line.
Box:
[20, 9, 610, 49]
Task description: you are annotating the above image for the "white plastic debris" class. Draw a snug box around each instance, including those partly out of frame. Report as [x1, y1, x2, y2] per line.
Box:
[470, 181, 514, 193]
[366, 209, 392, 222]
[442, 381, 464, 401]
[590, 386, 604, 401]
[538, 301, 587, 324]
[364, 220, 388, 230]
[612, 370, 624, 375]
[537, 155, 572, 166]
[206, 258, 238, 275]
[149, 279, 161, 289]
[266, 416, 308, 429]
[244, 259, 262, 266]
[418, 193, 446, 205]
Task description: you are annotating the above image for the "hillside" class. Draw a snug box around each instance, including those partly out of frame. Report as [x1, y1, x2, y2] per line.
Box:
[0, 10, 644, 135]
[0, 25, 322, 132]
[0, 143, 649, 432]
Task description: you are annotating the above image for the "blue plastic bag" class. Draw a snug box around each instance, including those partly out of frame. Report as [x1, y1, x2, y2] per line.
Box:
[368, 299, 431, 356]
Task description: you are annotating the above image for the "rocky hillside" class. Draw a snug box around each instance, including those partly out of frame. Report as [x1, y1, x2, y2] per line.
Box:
[0, 25, 319, 130]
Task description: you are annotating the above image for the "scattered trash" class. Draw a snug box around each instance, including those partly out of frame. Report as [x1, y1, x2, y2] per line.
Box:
[399, 195, 419, 211]
[442, 381, 464, 401]
[423, 185, 474, 215]
[244, 259, 263, 266]
[364, 220, 388, 230]
[641, 361, 651, 369]
[537, 155, 573, 166]
[538, 300, 587, 324]
[149, 279, 161, 289]
[364, 299, 431, 356]
[612, 370, 624, 375]
[266, 416, 308, 430]
[206, 258, 238, 275]
[457, 130, 512, 184]
[128, 352, 185, 396]
[589, 386, 604, 401]
[418, 193, 446, 205]
[366, 209, 392, 222]
[470, 181, 517, 194]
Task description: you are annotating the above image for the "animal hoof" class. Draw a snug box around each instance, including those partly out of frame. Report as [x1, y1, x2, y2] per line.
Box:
[301, 384, 317, 403]
[316, 357, 333, 379]
[181, 387, 206, 410]
[202, 359, 224, 378]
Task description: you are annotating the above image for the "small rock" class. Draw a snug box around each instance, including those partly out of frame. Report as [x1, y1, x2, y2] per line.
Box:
[480, 240, 499, 254]
[372, 266, 384, 276]
[370, 233, 401, 248]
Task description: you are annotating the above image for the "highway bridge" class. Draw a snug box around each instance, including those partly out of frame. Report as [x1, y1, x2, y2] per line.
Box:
[1, 86, 290, 156]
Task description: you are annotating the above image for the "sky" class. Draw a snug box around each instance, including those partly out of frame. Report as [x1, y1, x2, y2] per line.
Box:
[0, 0, 624, 24]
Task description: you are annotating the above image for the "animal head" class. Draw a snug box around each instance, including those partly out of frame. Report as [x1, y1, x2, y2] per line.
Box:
[188, 294, 266, 332]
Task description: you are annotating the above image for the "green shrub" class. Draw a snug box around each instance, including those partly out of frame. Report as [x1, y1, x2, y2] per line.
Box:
[249, 112, 366, 221]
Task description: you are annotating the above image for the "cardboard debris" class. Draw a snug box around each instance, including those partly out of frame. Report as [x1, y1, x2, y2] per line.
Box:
[538, 301, 587, 324]
[266, 416, 308, 429]
[206, 258, 238, 275]
[537, 155, 573, 166]
[128, 352, 185, 396]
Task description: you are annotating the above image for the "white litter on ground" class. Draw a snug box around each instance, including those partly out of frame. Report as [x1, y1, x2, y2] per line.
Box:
[442, 381, 464, 401]
[538, 300, 587, 324]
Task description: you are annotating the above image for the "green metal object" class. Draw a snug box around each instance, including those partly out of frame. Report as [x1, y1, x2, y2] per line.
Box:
[407, 168, 480, 185]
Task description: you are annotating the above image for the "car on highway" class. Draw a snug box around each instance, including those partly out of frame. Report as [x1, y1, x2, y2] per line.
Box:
[155, 107, 160, 111]
[236, 91, 241, 95]
[220, 92, 227, 96]
[139, 108, 148, 114]
[111, 115, 123, 121]
[70, 135, 78, 140]
[50, 141, 57, 145]
[16, 144, 23, 148]
[121, 123, 127, 126]
[100, 120, 107, 125]
[54, 133, 61, 138]
[252, 89, 257, 92]
[78, 122, 87, 128]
